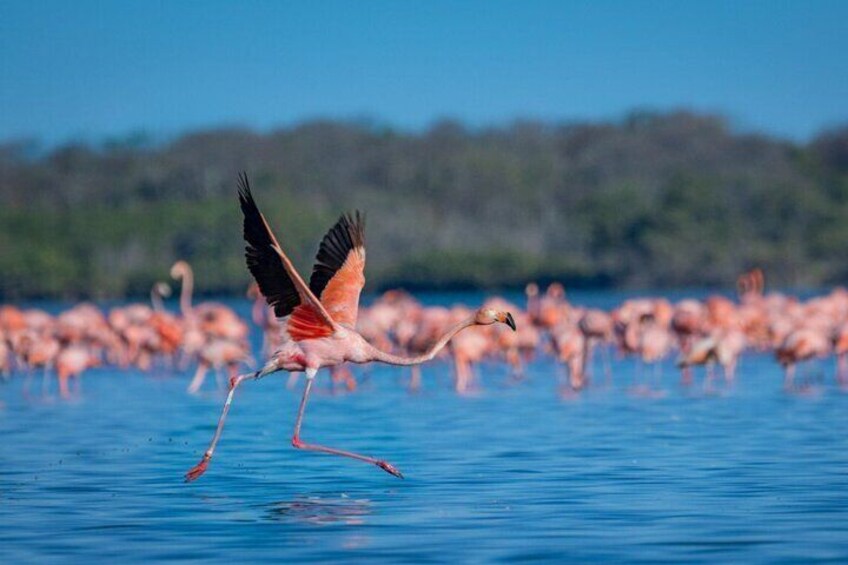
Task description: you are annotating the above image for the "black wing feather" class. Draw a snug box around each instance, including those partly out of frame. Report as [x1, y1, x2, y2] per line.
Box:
[309, 211, 365, 299]
[237, 173, 300, 318]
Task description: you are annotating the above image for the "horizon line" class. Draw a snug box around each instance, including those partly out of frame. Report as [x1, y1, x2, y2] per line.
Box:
[4, 107, 847, 153]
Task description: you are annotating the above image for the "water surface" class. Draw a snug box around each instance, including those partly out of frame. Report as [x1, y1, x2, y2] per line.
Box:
[2, 292, 848, 563]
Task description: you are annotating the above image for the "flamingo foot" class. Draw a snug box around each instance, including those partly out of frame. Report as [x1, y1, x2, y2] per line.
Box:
[185, 455, 210, 482]
[376, 460, 404, 479]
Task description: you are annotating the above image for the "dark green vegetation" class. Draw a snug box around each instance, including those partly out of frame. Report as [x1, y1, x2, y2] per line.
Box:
[2, 111, 848, 299]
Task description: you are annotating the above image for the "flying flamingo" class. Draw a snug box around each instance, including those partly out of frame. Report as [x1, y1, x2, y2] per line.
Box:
[185, 174, 516, 482]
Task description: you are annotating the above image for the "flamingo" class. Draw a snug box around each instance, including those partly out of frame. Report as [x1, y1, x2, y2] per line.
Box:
[776, 327, 831, 391]
[550, 321, 585, 391]
[185, 174, 515, 482]
[578, 309, 613, 384]
[55, 345, 101, 398]
[678, 330, 746, 390]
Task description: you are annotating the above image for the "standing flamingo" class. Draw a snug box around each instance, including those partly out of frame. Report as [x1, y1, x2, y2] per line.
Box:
[55, 345, 101, 399]
[185, 174, 515, 482]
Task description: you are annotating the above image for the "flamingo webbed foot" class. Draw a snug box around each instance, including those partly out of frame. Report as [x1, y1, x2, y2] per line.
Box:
[376, 460, 404, 479]
[185, 455, 210, 482]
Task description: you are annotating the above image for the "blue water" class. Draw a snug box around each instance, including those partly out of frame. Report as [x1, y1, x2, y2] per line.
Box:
[2, 292, 848, 563]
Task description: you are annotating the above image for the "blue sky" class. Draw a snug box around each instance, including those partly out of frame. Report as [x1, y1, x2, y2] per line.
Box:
[1, 1, 847, 144]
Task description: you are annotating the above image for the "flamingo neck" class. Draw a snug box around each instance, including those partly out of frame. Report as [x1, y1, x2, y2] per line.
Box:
[179, 268, 194, 317]
[368, 315, 478, 366]
[150, 288, 164, 312]
[527, 294, 539, 319]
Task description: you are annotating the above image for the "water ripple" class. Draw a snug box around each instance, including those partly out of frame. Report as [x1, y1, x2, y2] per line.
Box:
[2, 341, 848, 562]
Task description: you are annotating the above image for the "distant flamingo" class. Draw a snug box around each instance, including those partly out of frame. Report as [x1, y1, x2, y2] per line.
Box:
[776, 327, 831, 391]
[171, 261, 248, 342]
[18, 331, 60, 396]
[149, 283, 183, 362]
[579, 309, 613, 384]
[737, 268, 765, 302]
[678, 330, 746, 390]
[171, 260, 249, 388]
[536, 283, 568, 330]
[449, 309, 492, 393]
[402, 305, 451, 391]
[671, 300, 706, 384]
[185, 174, 515, 482]
[55, 346, 101, 398]
[248, 282, 282, 357]
[550, 321, 585, 391]
[525, 283, 540, 322]
[186, 338, 251, 394]
[636, 321, 673, 389]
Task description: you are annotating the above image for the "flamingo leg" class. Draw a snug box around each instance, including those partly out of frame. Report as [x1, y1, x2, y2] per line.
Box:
[507, 348, 523, 379]
[704, 363, 715, 392]
[582, 339, 593, 383]
[569, 357, 584, 390]
[784, 363, 795, 391]
[454, 355, 469, 393]
[291, 370, 403, 479]
[41, 366, 51, 397]
[343, 367, 357, 392]
[635, 359, 643, 390]
[22, 370, 33, 398]
[558, 360, 569, 390]
[286, 371, 300, 389]
[184, 371, 260, 482]
[724, 359, 737, 383]
[601, 345, 613, 386]
[58, 371, 71, 399]
[653, 360, 662, 389]
[187, 362, 208, 394]
[409, 365, 421, 392]
[680, 366, 693, 386]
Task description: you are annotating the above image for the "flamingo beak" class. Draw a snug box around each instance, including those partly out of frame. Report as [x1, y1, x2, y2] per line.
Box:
[503, 312, 517, 331]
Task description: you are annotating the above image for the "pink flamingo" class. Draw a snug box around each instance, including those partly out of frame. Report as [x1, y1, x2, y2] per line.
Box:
[579, 309, 613, 384]
[55, 345, 101, 399]
[185, 174, 515, 482]
[776, 327, 831, 391]
[678, 330, 746, 390]
[550, 321, 585, 391]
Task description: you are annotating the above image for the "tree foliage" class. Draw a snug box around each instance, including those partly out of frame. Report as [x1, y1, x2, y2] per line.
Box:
[1, 112, 847, 299]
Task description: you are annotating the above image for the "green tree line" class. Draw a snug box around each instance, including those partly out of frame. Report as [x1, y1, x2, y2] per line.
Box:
[1, 111, 848, 299]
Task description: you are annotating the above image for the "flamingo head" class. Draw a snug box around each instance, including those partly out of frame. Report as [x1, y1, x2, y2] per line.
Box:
[475, 308, 517, 331]
[525, 282, 539, 297]
[547, 282, 565, 299]
[154, 282, 172, 298]
[170, 260, 190, 279]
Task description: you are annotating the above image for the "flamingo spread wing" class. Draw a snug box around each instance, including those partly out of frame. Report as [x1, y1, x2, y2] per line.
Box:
[238, 173, 337, 340]
[309, 212, 366, 328]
